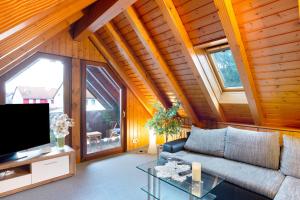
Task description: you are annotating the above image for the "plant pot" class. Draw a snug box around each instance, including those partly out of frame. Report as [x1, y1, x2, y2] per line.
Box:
[56, 136, 65, 150]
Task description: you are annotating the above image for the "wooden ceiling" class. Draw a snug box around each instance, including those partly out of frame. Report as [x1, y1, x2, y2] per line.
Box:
[1, 0, 300, 128]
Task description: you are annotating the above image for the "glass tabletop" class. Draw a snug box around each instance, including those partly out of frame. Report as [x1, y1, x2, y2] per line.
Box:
[137, 159, 224, 199]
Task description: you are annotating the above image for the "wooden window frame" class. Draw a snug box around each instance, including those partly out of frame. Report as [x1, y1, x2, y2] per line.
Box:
[80, 60, 127, 161]
[194, 39, 248, 105]
[0, 52, 72, 144]
[206, 44, 244, 92]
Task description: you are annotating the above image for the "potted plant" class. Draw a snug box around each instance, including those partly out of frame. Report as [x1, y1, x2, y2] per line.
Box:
[146, 101, 183, 154]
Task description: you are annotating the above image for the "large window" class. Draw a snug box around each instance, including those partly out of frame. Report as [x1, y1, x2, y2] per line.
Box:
[2, 53, 71, 144]
[81, 61, 125, 160]
[207, 45, 243, 90]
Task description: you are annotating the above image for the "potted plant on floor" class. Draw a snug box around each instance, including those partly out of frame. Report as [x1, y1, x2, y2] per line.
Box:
[146, 101, 183, 154]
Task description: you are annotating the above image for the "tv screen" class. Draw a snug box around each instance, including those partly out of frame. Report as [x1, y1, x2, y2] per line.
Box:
[0, 104, 50, 157]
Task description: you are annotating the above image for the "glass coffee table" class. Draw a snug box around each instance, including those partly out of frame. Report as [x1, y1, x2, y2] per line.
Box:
[137, 159, 223, 200]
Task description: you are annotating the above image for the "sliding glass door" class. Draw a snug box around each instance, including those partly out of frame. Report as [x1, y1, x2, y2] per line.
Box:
[81, 61, 126, 160]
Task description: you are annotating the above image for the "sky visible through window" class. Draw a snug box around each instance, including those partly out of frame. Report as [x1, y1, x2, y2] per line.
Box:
[210, 48, 243, 88]
[6, 58, 64, 94]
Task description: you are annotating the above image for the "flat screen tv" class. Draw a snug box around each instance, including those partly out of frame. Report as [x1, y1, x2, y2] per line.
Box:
[0, 104, 50, 161]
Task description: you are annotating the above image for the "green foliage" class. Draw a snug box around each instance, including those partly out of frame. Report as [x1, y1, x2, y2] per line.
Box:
[146, 101, 183, 138]
[211, 49, 242, 88]
[100, 106, 120, 128]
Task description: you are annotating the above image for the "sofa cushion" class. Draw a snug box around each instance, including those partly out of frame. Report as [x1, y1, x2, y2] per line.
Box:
[184, 126, 227, 157]
[207, 157, 285, 199]
[274, 176, 300, 200]
[224, 126, 280, 170]
[280, 135, 300, 178]
[160, 150, 285, 199]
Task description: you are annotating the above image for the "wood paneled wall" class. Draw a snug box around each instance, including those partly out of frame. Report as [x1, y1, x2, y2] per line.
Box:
[215, 122, 300, 144]
[40, 30, 106, 62]
[221, 104, 253, 124]
[126, 88, 151, 150]
[126, 86, 192, 150]
[232, 0, 300, 127]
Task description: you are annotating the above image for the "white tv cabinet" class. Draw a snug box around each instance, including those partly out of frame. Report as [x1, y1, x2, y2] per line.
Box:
[0, 146, 76, 197]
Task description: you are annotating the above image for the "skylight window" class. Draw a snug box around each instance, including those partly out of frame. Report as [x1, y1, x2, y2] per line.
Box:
[207, 45, 243, 90]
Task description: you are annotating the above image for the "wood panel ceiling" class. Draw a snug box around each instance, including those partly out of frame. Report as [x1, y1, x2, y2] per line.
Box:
[232, 0, 300, 127]
[97, 26, 157, 107]
[0, 0, 66, 36]
[111, 13, 172, 104]
[173, 0, 226, 46]
[132, 0, 217, 121]
[1, 0, 300, 128]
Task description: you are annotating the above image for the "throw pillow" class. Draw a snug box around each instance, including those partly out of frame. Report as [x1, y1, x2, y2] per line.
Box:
[184, 126, 227, 157]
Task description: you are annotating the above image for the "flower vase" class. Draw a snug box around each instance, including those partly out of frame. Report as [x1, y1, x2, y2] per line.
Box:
[55, 135, 65, 150]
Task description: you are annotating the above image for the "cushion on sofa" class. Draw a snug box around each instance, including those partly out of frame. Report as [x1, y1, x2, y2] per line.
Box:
[274, 176, 300, 200]
[160, 150, 284, 199]
[280, 135, 300, 178]
[224, 126, 280, 170]
[207, 157, 285, 199]
[184, 126, 227, 157]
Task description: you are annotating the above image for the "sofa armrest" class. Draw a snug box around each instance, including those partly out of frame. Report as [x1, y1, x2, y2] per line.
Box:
[163, 138, 187, 153]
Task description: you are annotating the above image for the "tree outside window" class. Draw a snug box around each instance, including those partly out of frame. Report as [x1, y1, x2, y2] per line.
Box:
[207, 46, 243, 90]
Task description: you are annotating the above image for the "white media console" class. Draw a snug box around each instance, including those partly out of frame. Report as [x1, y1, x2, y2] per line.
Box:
[0, 146, 76, 197]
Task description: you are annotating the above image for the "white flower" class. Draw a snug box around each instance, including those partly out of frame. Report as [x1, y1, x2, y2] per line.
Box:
[50, 113, 74, 137]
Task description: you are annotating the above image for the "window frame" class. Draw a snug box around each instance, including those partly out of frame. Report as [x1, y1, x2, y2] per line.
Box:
[80, 60, 127, 161]
[206, 44, 244, 92]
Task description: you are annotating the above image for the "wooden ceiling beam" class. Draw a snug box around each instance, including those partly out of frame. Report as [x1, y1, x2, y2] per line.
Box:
[89, 34, 153, 116]
[0, 12, 83, 76]
[0, 0, 95, 61]
[124, 6, 203, 127]
[155, 0, 226, 122]
[73, 0, 137, 40]
[104, 22, 169, 108]
[214, 0, 264, 125]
